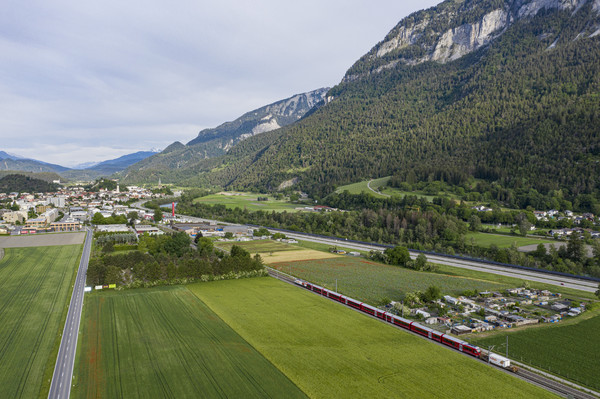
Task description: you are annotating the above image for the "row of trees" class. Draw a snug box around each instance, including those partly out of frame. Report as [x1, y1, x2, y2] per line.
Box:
[87, 232, 264, 286]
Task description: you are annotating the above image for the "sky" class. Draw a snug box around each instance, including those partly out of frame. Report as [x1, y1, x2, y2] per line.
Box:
[1, 0, 440, 167]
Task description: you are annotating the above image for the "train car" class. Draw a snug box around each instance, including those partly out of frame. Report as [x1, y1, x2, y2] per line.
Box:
[440, 335, 481, 358]
[346, 298, 362, 310]
[410, 323, 434, 338]
[326, 291, 345, 303]
[390, 315, 412, 330]
[360, 303, 377, 316]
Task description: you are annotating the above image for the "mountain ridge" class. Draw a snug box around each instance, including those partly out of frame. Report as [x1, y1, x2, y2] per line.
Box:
[153, 0, 600, 200]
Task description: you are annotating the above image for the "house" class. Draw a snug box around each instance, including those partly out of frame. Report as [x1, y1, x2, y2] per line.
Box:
[451, 325, 472, 335]
[134, 225, 163, 236]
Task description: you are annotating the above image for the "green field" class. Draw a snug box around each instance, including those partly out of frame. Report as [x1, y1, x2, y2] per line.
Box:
[72, 287, 305, 399]
[335, 177, 391, 197]
[271, 257, 509, 304]
[215, 239, 299, 253]
[0, 245, 81, 398]
[472, 311, 600, 390]
[193, 192, 299, 212]
[466, 232, 554, 249]
[190, 277, 553, 398]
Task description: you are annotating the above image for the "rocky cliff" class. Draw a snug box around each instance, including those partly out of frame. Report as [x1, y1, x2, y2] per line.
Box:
[344, 0, 600, 81]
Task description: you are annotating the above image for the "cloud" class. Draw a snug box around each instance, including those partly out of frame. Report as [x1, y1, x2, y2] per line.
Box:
[0, 0, 441, 165]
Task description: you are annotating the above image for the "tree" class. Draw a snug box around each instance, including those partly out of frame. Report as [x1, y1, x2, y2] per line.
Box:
[154, 208, 163, 222]
[468, 214, 481, 232]
[596, 283, 600, 299]
[224, 232, 234, 239]
[422, 285, 442, 303]
[414, 253, 428, 271]
[230, 245, 250, 258]
[385, 246, 411, 267]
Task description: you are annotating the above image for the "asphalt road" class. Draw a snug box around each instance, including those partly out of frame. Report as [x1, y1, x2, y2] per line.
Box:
[48, 227, 92, 399]
[133, 201, 597, 293]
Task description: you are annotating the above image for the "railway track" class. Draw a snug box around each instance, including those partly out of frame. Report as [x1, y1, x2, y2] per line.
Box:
[515, 368, 599, 399]
[267, 267, 599, 399]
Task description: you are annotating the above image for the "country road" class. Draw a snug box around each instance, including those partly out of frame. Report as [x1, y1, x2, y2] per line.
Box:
[48, 227, 92, 399]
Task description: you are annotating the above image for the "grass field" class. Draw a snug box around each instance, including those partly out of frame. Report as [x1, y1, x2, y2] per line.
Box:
[193, 192, 299, 212]
[466, 232, 554, 249]
[215, 239, 339, 264]
[72, 287, 306, 399]
[189, 278, 554, 398]
[335, 177, 391, 197]
[472, 311, 600, 390]
[0, 245, 81, 398]
[271, 257, 510, 304]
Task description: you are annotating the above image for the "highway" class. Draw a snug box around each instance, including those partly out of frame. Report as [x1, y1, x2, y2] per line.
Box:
[133, 201, 597, 293]
[48, 227, 92, 399]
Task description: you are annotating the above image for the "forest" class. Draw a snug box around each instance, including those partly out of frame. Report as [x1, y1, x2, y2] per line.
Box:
[0, 174, 59, 193]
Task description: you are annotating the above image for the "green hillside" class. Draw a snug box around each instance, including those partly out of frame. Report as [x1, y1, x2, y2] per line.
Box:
[124, 1, 600, 206]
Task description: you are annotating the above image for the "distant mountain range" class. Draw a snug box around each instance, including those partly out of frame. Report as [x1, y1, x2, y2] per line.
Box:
[0, 150, 159, 181]
[118, 88, 330, 183]
[115, 0, 600, 200]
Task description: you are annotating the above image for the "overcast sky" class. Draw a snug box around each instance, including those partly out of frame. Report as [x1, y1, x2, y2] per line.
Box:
[1, 0, 440, 167]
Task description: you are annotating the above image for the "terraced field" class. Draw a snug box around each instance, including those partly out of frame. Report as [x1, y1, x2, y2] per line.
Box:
[271, 257, 509, 304]
[0, 245, 81, 398]
[72, 287, 306, 399]
[190, 277, 554, 398]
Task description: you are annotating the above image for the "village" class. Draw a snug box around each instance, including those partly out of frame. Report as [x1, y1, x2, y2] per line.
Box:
[394, 286, 588, 336]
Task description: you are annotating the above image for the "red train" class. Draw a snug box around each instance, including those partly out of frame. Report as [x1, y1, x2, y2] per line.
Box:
[295, 279, 481, 358]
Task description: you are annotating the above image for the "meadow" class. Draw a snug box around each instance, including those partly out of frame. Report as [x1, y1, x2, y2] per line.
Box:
[465, 232, 554, 249]
[472, 311, 600, 390]
[72, 287, 306, 399]
[193, 192, 299, 212]
[190, 277, 554, 398]
[0, 245, 81, 398]
[270, 256, 510, 304]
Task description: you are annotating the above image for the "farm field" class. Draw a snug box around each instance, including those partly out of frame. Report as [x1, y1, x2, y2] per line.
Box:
[465, 232, 554, 249]
[472, 311, 600, 390]
[72, 287, 306, 399]
[215, 239, 300, 253]
[0, 245, 81, 398]
[190, 277, 554, 398]
[193, 192, 299, 212]
[271, 256, 509, 304]
[215, 239, 338, 265]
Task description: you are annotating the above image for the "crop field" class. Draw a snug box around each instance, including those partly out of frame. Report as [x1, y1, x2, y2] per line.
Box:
[0, 245, 81, 398]
[465, 232, 554, 249]
[189, 278, 553, 398]
[472, 311, 600, 390]
[215, 240, 338, 264]
[215, 239, 300, 253]
[72, 287, 306, 399]
[271, 257, 509, 304]
[193, 192, 299, 212]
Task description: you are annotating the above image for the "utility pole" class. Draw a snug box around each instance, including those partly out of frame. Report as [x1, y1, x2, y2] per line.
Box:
[506, 335, 508, 358]
[335, 279, 338, 293]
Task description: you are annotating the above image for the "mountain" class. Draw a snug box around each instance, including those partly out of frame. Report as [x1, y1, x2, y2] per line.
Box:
[0, 151, 70, 173]
[60, 150, 160, 181]
[119, 88, 330, 183]
[154, 0, 600, 200]
[0, 174, 59, 193]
